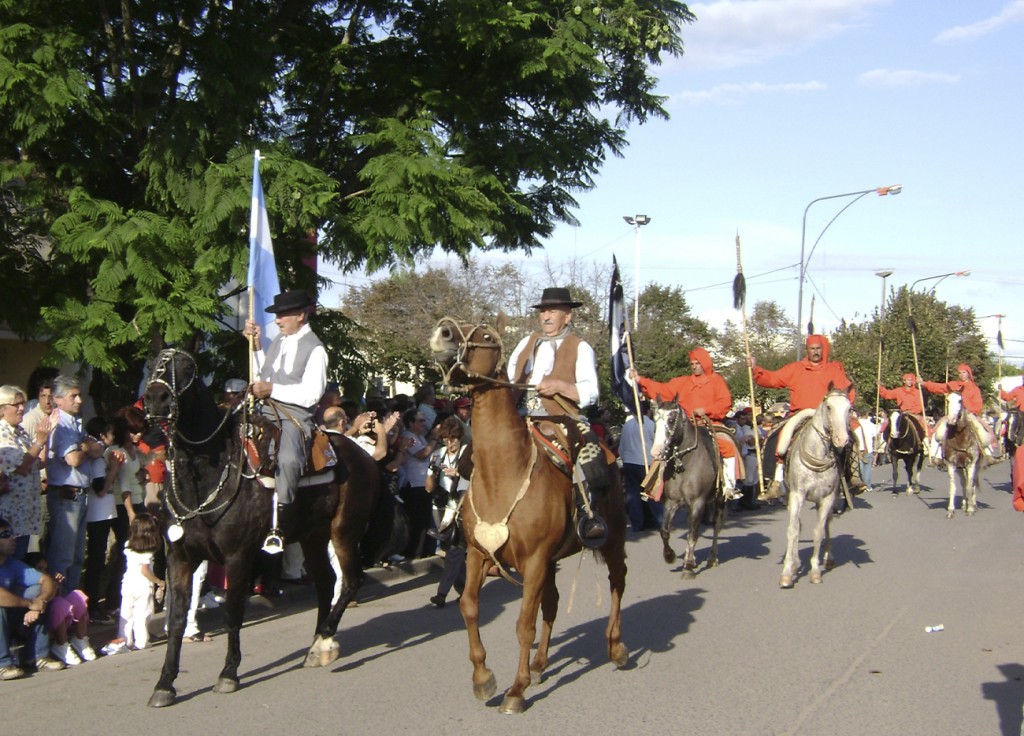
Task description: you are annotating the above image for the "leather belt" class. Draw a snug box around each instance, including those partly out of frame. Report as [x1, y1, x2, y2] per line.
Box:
[51, 484, 89, 498]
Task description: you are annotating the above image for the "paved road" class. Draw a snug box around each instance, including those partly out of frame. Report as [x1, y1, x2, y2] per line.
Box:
[5, 462, 1023, 735]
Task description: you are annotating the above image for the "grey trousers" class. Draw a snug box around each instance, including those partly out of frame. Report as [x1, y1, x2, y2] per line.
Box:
[262, 404, 312, 505]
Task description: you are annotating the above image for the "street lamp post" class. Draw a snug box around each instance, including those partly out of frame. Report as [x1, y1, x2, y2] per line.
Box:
[874, 269, 893, 420]
[906, 270, 971, 418]
[623, 214, 650, 328]
[796, 185, 902, 358]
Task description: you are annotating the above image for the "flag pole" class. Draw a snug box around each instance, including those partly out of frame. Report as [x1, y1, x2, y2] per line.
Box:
[623, 330, 650, 473]
[734, 233, 765, 499]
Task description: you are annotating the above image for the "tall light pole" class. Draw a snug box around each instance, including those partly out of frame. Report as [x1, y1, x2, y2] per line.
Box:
[623, 214, 650, 328]
[796, 184, 902, 358]
[874, 269, 893, 420]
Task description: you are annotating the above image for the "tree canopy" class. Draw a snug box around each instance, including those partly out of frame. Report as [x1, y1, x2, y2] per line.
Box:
[1, 0, 695, 393]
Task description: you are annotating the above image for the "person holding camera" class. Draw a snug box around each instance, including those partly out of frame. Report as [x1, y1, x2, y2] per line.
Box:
[425, 416, 470, 607]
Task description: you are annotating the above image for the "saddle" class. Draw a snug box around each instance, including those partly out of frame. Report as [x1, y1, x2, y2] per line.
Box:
[242, 414, 340, 490]
[529, 417, 615, 478]
[775, 409, 815, 457]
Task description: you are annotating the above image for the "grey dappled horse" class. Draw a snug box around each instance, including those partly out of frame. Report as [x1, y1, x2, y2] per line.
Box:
[650, 400, 724, 578]
[939, 391, 984, 519]
[886, 410, 925, 495]
[779, 388, 851, 589]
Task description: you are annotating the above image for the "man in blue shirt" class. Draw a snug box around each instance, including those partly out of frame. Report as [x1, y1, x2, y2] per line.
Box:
[1, 516, 64, 679]
[45, 375, 104, 595]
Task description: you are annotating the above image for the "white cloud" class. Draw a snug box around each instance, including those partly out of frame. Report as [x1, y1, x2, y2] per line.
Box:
[682, 0, 893, 70]
[858, 68, 961, 87]
[934, 0, 1024, 43]
[674, 80, 826, 105]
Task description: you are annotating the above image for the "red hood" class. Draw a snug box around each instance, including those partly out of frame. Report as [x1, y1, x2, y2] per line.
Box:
[689, 346, 714, 375]
[805, 334, 831, 368]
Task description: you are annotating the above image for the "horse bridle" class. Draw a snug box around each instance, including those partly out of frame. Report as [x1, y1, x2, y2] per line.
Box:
[658, 405, 701, 463]
[145, 348, 246, 526]
[433, 317, 521, 392]
[797, 392, 847, 472]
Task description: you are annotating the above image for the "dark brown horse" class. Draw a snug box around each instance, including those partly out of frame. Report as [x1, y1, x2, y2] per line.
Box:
[429, 315, 629, 714]
[142, 349, 387, 707]
[884, 410, 925, 495]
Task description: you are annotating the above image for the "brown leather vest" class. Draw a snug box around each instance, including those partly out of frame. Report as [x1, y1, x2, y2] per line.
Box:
[511, 332, 582, 416]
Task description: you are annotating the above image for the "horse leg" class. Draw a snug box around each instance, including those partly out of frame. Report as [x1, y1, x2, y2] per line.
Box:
[603, 536, 629, 668]
[780, 493, 803, 589]
[300, 530, 347, 668]
[682, 497, 703, 578]
[808, 496, 835, 584]
[212, 553, 254, 693]
[965, 462, 979, 516]
[529, 565, 559, 684]
[706, 498, 725, 569]
[660, 499, 681, 565]
[148, 549, 196, 707]
[499, 557, 548, 714]
[946, 465, 957, 519]
[460, 545, 496, 702]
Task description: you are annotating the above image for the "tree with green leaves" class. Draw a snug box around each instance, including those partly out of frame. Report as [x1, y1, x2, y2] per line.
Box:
[718, 300, 796, 410]
[1, 0, 695, 408]
[832, 286, 994, 415]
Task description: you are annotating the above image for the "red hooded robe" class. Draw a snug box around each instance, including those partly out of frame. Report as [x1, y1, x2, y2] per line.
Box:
[752, 335, 855, 412]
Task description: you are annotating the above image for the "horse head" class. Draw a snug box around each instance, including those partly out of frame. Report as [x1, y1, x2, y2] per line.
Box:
[650, 398, 686, 460]
[144, 349, 200, 423]
[430, 313, 507, 388]
[820, 385, 851, 450]
[945, 390, 965, 429]
[889, 410, 902, 438]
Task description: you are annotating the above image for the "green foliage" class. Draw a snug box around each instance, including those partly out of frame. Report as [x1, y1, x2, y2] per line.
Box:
[718, 300, 798, 411]
[832, 286, 995, 414]
[2, 0, 694, 400]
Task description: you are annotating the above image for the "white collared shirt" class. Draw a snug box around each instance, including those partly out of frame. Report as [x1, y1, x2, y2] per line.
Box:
[507, 334, 599, 410]
[251, 323, 328, 408]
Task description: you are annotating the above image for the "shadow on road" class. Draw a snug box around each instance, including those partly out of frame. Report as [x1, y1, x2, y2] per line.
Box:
[981, 662, 1024, 736]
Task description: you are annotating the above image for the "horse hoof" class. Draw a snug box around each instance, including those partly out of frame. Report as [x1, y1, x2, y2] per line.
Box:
[610, 642, 629, 668]
[474, 671, 497, 701]
[147, 689, 176, 708]
[946, 511, 955, 520]
[809, 570, 823, 584]
[530, 669, 544, 685]
[967, 509, 976, 517]
[663, 550, 677, 565]
[499, 694, 526, 714]
[779, 575, 794, 589]
[824, 558, 835, 571]
[213, 677, 239, 694]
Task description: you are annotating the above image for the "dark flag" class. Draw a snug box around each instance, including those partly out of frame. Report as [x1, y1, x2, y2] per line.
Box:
[997, 329, 1004, 350]
[609, 256, 636, 415]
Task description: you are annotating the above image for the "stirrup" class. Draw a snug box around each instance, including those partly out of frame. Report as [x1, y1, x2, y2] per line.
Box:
[262, 529, 284, 555]
[577, 515, 608, 550]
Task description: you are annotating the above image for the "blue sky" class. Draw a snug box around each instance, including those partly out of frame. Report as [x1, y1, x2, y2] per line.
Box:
[325, 1, 1024, 365]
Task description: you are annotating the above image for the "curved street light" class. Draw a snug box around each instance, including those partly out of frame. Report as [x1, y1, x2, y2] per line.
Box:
[796, 184, 902, 358]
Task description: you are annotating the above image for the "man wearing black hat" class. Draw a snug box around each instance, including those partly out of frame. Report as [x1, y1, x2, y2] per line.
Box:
[243, 289, 328, 550]
[507, 287, 607, 546]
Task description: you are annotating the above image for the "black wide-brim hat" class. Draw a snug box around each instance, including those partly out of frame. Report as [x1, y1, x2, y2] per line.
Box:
[531, 287, 583, 309]
[265, 289, 315, 314]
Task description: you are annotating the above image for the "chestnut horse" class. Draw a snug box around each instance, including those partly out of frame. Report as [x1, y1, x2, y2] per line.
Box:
[429, 315, 629, 714]
[142, 349, 387, 707]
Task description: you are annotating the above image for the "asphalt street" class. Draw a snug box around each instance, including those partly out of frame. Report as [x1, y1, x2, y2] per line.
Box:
[4, 460, 1023, 735]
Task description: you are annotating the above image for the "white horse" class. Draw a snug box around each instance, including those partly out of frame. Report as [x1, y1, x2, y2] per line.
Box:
[939, 391, 984, 519]
[778, 388, 851, 589]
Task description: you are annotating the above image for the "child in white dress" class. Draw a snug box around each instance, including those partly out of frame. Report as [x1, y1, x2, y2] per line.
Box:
[101, 513, 165, 654]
